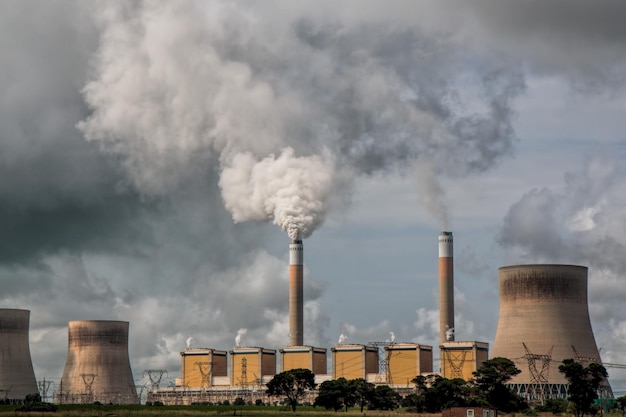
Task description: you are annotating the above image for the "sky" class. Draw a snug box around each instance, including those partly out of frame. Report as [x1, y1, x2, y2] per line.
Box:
[1, 0, 626, 398]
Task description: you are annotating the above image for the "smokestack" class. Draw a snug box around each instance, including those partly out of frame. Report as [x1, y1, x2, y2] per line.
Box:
[439, 231, 454, 343]
[289, 239, 303, 346]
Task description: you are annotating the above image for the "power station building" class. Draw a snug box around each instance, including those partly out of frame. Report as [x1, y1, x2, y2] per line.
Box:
[181, 348, 228, 388]
[491, 264, 613, 402]
[229, 347, 276, 387]
[57, 320, 139, 404]
[0, 309, 38, 401]
[332, 344, 379, 380]
[280, 345, 327, 375]
[440, 341, 489, 381]
[385, 343, 433, 387]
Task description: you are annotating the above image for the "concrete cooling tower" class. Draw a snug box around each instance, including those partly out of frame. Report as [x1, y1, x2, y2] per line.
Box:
[491, 264, 612, 401]
[0, 309, 38, 401]
[57, 320, 139, 404]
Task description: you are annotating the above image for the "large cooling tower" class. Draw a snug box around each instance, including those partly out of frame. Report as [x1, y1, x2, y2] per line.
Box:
[289, 239, 303, 346]
[58, 320, 139, 404]
[492, 264, 611, 399]
[0, 309, 38, 401]
[439, 232, 454, 343]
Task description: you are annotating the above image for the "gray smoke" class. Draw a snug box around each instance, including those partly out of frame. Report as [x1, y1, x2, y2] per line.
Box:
[78, 1, 524, 237]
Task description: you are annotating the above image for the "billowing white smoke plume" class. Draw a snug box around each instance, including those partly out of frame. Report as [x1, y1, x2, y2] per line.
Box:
[235, 328, 247, 347]
[338, 333, 348, 344]
[219, 148, 335, 240]
[78, 1, 523, 238]
[186, 336, 193, 349]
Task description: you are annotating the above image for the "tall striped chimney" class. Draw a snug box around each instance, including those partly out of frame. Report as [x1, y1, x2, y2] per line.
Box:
[439, 231, 454, 343]
[289, 239, 303, 346]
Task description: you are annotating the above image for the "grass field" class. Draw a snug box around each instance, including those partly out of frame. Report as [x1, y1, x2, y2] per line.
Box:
[0, 404, 622, 417]
[0, 404, 418, 417]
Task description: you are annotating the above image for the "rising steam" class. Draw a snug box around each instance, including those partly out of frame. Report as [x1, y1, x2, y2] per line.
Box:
[78, 1, 524, 237]
[235, 328, 247, 347]
[219, 148, 335, 240]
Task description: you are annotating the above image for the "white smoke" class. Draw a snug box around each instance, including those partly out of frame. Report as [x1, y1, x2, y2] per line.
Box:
[77, 1, 523, 240]
[186, 336, 193, 349]
[445, 326, 455, 341]
[390, 331, 395, 343]
[219, 148, 336, 240]
[414, 158, 448, 230]
[338, 333, 348, 344]
[235, 328, 247, 347]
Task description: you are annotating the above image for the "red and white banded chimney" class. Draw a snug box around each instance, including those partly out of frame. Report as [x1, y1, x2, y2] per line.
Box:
[439, 231, 454, 343]
[289, 239, 304, 346]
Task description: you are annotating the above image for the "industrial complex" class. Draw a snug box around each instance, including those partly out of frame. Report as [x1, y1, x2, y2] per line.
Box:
[0, 232, 618, 405]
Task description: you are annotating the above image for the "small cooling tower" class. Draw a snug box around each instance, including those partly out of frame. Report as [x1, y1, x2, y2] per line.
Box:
[58, 320, 139, 404]
[0, 309, 38, 401]
[491, 264, 612, 400]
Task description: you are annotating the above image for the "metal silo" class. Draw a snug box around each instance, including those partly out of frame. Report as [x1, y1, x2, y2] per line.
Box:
[491, 264, 612, 401]
[0, 309, 38, 401]
[57, 320, 139, 404]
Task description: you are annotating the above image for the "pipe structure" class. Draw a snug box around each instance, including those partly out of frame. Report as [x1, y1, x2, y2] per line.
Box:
[0, 309, 38, 400]
[439, 232, 454, 343]
[492, 264, 611, 397]
[58, 320, 139, 404]
[289, 239, 303, 346]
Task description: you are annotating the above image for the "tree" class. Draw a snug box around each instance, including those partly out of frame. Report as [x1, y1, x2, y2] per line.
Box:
[535, 398, 568, 415]
[315, 378, 353, 411]
[615, 395, 626, 417]
[367, 385, 401, 410]
[472, 357, 527, 412]
[412, 374, 469, 412]
[349, 378, 374, 412]
[559, 359, 608, 417]
[266, 368, 315, 412]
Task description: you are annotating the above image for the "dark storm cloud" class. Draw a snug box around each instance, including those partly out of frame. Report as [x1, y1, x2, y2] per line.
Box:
[451, 0, 626, 93]
[0, 1, 156, 264]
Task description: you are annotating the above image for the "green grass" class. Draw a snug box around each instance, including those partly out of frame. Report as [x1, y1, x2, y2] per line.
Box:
[0, 404, 413, 417]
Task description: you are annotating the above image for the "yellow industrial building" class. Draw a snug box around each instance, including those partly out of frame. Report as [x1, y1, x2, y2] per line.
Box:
[280, 345, 327, 374]
[331, 344, 379, 380]
[440, 341, 489, 381]
[229, 347, 276, 387]
[180, 348, 228, 388]
[386, 343, 433, 387]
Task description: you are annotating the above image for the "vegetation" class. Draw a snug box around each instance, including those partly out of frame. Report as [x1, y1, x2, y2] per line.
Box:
[412, 374, 469, 412]
[535, 398, 568, 414]
[559, 359, 608, 417]
[367, 385, 401, 410]
[315, 377, 354, 411]
[15, 393, 58, 412]
[615, 395, 626, 417]
[265, 368, 315, 412]
[472, 357, 528, 412]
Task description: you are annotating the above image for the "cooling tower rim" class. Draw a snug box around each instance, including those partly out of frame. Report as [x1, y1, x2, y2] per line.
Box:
[498, 263, 587, 271]
[0, 308, 31, 313]
[68, 319, 129, 324]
